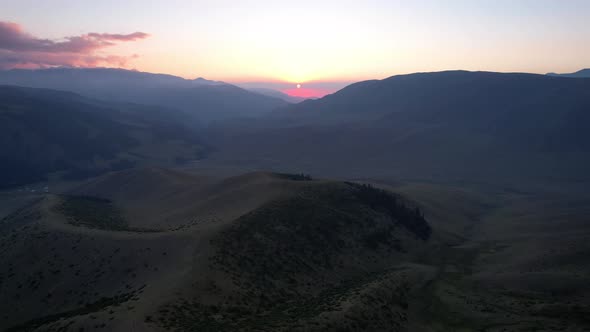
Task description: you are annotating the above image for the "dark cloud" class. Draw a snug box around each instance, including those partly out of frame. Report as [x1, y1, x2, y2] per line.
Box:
[0, 21, 149, 69]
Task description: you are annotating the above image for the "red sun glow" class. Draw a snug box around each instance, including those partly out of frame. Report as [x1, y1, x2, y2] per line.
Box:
[283, 84, 330, 98]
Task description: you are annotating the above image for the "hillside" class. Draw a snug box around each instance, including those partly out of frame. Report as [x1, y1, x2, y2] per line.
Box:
[71, 169, 297, 230]
[0, 68, 288, 122]
[0, 86, 207, 188]
[0, 169, 436, 331]
[1, 169, 588, 331]
[202, 71, 590, 187]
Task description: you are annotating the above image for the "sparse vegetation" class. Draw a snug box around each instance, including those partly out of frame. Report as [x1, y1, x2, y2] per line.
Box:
[4, 291, 137, 332]
[156, 270, 411, 332]
[163, 182, 434, 331]
[2, 169, 589, 332]
[211, 182, 431, 284]
[346, 182, 431, 240]
[55, 195, 126, 230]
[54, 195, 159, 232]
[275, 173, 313, 181]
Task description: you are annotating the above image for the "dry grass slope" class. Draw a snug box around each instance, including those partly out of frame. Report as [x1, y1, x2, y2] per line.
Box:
[1, 169, 589, 331]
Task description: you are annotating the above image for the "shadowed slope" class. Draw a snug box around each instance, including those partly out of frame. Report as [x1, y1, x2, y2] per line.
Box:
[0, 86, 207, 188]
[0, 169, 434, 331]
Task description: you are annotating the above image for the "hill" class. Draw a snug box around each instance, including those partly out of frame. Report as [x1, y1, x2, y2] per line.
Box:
[0, 86, 207, 188]
[202, 71, 590, 187]
[71, 169, 298, 230]
[1, 168, 588, 330]
[0, 68, 288, 122]
[547, 68, 590, 78]
[0, 169, 435, 331]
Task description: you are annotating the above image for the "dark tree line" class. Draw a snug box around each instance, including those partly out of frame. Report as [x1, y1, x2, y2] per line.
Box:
[346, 182, 431, 240]
[276, 173, 313, 181]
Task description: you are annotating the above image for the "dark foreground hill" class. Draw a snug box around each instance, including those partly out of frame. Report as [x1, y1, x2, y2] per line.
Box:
[0, 169, 433, 331]
[0, 86, 207, 188]
[0, 68, 288, 122]
[1, 168, 588, 331]
[203, 71, 590, 187]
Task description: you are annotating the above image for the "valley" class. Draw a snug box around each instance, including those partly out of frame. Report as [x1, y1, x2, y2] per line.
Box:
[1, 2, 589, 330]
[1, 69, 589, 331]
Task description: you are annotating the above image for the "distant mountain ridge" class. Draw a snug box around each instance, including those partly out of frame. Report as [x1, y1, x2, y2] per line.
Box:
[547, 68, 590, 78]
[0, 67, 287, 122]
[247, 87, 308, 103]
[205, 70, 590, 185]
[0, 67, 223, 89]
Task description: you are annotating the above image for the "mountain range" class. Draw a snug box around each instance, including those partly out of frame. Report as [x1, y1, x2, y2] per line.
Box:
[547, 68, 590, 78]
[2, 69, 590, 189]
[203, 71, 590, 187]
[0, 68, 288, 122]
[245, 87, 309, 103]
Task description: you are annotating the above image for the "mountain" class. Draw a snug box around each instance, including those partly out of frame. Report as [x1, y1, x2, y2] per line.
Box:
[203, 71, 590, 186]
[247, 87, 308, 103]
[0, 85, 207, 188]
[0, 68, 288, 122]
[547, 68, 590, 78]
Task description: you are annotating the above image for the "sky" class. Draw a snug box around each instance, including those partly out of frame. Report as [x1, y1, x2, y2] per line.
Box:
[1, 0, 589, 96]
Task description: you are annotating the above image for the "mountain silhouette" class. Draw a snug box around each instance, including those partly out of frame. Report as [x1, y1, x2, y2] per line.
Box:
[547, 68, 590, 78]
[247, 87, 308, 103]
[0, 68, 287, 122]
[206, 71, 590, 185]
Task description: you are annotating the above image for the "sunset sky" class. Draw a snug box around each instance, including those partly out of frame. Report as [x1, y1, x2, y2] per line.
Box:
[1, 0, 589, 96]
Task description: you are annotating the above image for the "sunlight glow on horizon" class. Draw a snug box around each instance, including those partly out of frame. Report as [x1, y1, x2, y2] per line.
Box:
[1, 0, 589, 93]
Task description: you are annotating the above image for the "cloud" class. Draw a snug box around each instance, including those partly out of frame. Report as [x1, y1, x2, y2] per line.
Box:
[86, 32, 149, 41]
[0, 21, 149, 69]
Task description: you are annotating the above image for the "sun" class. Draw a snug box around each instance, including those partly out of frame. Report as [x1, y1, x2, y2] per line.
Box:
[297, 84, 301, 89]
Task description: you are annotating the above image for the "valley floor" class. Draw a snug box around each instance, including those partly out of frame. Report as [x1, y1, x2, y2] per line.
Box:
[402, 185, 590, 331]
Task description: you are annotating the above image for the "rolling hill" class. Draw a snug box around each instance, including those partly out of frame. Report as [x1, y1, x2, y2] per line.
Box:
[1, 168, 588, 331]
[0, 169, 435, 331]
[0, 86, 207, 188]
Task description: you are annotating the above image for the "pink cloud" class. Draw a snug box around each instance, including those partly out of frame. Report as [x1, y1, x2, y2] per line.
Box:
[0, 21, 149, 69]
[86, 32, 149, 41]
